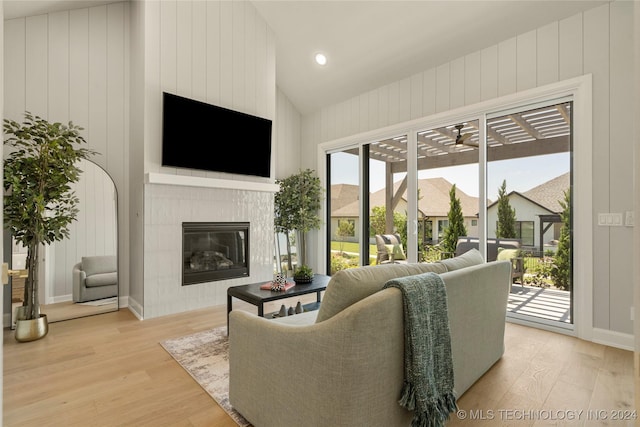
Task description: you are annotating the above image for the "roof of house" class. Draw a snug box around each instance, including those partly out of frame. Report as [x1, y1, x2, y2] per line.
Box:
[333, 171, 570, 219]
[330, 183, 359, 212]
[522, 172, 570, 213]
[486, 172, 569, 214]
[331, 177, 479, 218]
[415, 177, 478, 218]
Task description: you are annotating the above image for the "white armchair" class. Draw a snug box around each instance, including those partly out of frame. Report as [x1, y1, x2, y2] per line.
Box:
[72, 255, 118, 303]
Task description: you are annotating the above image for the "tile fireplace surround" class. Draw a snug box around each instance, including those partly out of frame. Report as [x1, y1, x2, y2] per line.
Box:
[143, 175, 276, 319]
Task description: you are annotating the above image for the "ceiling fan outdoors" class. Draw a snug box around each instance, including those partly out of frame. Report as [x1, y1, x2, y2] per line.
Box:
[454, 124, 477, 147]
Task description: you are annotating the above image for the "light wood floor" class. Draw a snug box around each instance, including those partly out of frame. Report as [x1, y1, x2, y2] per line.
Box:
[3, 302, 636, 427]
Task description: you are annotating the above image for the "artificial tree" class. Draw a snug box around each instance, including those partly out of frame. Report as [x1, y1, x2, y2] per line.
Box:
[4, 112, 94, 334]
[274, 169, 323, 276]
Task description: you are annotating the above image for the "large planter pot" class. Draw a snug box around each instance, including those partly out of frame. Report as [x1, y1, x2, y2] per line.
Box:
[14, 305, 28, 321]
[15, 314, 49, 342]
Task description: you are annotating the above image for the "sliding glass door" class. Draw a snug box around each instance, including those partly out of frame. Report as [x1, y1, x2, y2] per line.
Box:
[487, 101, 573, 327]
[324, 96, 575, 332]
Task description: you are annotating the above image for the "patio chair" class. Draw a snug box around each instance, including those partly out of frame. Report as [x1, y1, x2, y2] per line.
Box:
[496, 248, 524, 290]
[375, 234, 407, 264]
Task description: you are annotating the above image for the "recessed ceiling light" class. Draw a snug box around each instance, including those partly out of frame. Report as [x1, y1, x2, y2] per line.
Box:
[314, 53, 327, 66]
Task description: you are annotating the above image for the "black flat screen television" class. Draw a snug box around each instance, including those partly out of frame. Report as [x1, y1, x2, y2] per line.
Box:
[162, 92, 272, 178]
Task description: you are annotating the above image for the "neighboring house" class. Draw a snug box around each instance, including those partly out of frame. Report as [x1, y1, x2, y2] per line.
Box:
[329, 184, 360, 243]
[331, 178, 479, 245]
[487, 173, 569, 252]
[330, 183, 360, 211]
[415, 178, 479, 244]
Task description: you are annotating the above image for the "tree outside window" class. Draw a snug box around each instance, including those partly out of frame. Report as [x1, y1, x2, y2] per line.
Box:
[336, 219, 355, 255]
[496, 179, 517, 239]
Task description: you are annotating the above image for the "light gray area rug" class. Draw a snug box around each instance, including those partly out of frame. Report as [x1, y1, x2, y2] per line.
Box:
[160, 327, 251, 427]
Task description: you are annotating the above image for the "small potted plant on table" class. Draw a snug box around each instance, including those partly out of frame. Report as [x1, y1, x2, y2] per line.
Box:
[293, 264, 314, 284]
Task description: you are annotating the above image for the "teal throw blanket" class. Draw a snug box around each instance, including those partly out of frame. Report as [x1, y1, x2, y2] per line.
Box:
[383, 272, 457, 427]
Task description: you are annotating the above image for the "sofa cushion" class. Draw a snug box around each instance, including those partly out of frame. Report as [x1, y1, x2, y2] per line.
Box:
[316, 262, 447, 323]
[85, 272, 118, 288]
[82, 255, 117, 276]
[439, 248, 483, 271]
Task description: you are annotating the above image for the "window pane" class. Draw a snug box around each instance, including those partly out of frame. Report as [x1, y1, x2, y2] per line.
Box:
[416, 121, 479, 261]
[329, 151, 361, 273]
[517, 221, 534, 246]
[369, 135, 408, 265]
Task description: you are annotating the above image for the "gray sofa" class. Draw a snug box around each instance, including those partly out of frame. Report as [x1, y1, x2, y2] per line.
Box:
[72, 255, 118, 303]
[228, 249, 511, 427]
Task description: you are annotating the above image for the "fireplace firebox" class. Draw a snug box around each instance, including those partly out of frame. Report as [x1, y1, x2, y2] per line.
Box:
[182, 222, 249, 285]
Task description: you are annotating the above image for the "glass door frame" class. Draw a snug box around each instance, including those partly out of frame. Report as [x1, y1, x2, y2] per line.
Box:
[318, 75, 592, 339]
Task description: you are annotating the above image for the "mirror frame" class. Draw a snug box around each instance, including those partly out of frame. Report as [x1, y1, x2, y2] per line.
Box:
[8, 158, 119, 324]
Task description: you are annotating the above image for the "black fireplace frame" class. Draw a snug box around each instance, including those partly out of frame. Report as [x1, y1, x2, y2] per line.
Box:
[182, 222, 250, 286]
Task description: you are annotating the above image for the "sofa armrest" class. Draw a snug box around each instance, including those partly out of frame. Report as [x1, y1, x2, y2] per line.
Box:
[228, 288, 412, 427]
[72, 263, 86, 302]
[439, 260, 511, 395]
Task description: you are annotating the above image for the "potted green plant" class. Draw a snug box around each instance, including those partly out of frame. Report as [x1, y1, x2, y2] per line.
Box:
[293, 264, 314, 284]
[274, 169, 324, 276]
[4, 112, 94, 342]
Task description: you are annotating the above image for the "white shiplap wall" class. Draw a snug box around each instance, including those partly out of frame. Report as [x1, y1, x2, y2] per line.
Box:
[135, 0, 278, 318]
[302, 2, 635, 336]
[275, 87, 302, 179]
[4, 2, 131, 303]
[143, 0, 276, 179]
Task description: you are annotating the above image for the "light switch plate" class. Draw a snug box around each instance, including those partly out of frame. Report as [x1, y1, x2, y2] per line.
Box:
[598, 213, 625, 226]
[597, 213, 607, 226]
[611, 213, 622, 225]
[625, 211, 634, 227]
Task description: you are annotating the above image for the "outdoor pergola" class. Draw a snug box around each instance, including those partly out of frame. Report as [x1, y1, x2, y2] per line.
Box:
[342, 102, 572, 236]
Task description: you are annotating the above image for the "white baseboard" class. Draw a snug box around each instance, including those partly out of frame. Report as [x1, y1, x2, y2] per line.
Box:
[118, 295, 129, 308]
[48, 294, 72, 304]
[126, 296, 143, 320]
[592, 328, 635, 351]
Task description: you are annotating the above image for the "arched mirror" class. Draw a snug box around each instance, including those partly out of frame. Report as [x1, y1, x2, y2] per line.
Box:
[9, 159, 119, 323]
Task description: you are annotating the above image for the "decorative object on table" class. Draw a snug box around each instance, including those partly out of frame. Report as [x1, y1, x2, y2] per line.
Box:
[274, 169, 324, 270]
[287, 306, 295, 316]
[277, 305, 287, 318]
[295, 301, 303, 314]
[3, 112, 95, 342]
[259, 276, 295, 292]
[293, 265, 313, 284]
[271, 273, 287, 291]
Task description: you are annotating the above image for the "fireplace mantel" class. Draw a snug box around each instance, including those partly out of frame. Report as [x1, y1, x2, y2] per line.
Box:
[145, 172, 279, 193]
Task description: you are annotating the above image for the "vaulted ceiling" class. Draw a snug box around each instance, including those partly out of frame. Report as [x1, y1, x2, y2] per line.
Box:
[252, 1, 609, 115]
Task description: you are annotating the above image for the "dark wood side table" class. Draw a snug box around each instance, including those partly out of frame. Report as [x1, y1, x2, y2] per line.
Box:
[226, 274, 330, 334]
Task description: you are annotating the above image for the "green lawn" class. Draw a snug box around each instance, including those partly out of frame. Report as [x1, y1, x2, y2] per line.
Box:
[330, 241, 377, 255]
